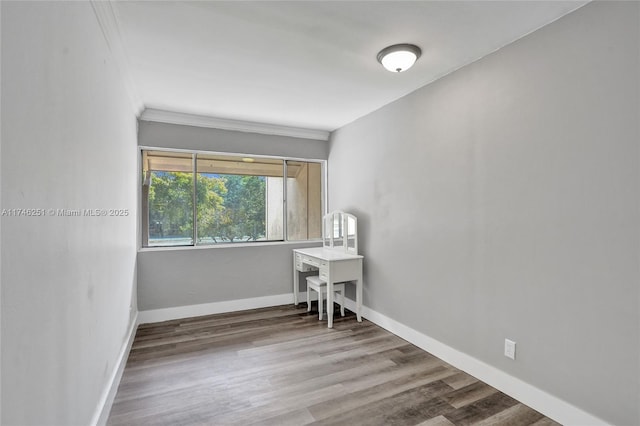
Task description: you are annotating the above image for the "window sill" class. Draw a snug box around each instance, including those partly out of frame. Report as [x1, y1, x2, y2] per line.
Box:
[138, 239, 322, 253]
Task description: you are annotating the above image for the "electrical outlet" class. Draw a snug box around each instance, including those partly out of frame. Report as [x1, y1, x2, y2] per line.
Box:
[504, 339, 516, 360]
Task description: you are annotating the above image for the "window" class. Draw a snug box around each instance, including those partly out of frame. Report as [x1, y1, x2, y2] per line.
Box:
[141, 149, 324, 247]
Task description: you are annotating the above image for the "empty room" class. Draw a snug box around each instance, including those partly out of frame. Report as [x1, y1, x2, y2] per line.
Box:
[1, 1, 638, 425]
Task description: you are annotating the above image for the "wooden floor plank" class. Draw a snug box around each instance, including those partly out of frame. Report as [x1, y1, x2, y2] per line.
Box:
[441, 371, 479, 390]
[441, 381, 500, 409]
[307, 364, 455, 421]
[473, 403, 547, 426]
[416, 415, 457, 426]
[443, 392, 521, 425]
[107, 304, 560, 426]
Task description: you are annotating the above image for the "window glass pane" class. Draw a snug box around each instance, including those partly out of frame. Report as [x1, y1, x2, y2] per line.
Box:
[286, 160, 323, 241]
[142, 149, 323, 248]
[196, 154, 284, 244]
[143, 150, 194, 247]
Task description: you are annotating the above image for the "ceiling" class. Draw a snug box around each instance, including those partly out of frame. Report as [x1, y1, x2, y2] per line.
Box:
[111, 1, 588, 132]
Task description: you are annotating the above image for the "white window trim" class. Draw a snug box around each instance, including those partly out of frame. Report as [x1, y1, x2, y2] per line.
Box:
[138, 146, 327, 250]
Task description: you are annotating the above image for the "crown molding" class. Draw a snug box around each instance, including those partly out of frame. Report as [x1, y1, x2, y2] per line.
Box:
[90, 0, 144, 115]
[140, 108, 330, 141]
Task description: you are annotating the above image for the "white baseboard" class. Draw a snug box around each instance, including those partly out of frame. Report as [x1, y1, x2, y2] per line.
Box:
[340, 298, 609, 426]
[91, 311, 139, 426]
[138, 293, 295, 324]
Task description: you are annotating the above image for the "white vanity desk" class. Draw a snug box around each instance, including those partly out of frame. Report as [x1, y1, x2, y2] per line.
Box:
[292, 211, 363, 329]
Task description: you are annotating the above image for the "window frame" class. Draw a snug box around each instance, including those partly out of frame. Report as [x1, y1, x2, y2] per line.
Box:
[139, 146, 327, 250]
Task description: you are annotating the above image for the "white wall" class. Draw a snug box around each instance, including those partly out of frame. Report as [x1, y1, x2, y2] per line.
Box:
[138, 241, 320, 311]
[329, 2, 639, 425]
[1, 2, 138, 425]
[138, 121, 328, 160]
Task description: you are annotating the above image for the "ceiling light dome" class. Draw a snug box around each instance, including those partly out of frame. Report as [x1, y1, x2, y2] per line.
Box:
[377, 43, 422, 73]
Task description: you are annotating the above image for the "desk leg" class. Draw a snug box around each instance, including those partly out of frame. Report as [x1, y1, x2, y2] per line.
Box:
[293, 252, 299, 305]
[326, 277, 334, 329]
[355, 259, 363, 322]
[356, 277, 363, 322]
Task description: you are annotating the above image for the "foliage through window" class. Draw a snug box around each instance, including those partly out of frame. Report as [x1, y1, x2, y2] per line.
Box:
[141, 150, 323, 247]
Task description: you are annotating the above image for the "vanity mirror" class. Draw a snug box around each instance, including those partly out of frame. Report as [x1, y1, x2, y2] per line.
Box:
[322, 211, 357, 255]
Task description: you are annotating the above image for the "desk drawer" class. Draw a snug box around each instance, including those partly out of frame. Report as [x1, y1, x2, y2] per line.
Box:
[301, 255, 320, 268]
[297, 263, 318, 272]
[319, 261, 328, 280]
[295, 253, 319, 272]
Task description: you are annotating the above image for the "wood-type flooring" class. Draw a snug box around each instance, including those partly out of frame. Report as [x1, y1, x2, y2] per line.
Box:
[107, 304, 560, 426]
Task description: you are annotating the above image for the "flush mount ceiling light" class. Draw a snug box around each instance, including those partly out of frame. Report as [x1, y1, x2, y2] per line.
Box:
[377, 43, 422, 73]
